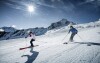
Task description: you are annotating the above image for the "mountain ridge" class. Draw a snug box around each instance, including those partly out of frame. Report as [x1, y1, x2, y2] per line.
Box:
[0, 18, 100, 40]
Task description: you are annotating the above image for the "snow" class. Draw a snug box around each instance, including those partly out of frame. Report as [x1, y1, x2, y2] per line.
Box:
[0, 29, 4, 32]
[0, 22, 100, 63]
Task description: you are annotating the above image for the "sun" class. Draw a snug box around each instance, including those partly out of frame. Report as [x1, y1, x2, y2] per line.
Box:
[27, 5, 35, 13]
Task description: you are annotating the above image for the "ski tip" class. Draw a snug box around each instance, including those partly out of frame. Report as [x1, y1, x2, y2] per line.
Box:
[19, 48, 23, 50]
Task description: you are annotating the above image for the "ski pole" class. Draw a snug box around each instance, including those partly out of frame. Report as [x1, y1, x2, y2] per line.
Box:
[77, 34, 84, 41]
[25, 38, 28, 46]
[62, 33, 69, 42]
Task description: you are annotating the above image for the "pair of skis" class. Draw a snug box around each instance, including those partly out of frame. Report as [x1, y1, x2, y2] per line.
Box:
[19, 41, 73, 50]
[19, 45, 39, 50]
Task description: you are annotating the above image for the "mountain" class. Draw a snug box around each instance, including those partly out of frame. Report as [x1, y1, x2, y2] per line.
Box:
[48, 19, 76, 30]
[0, 19, 75, 40]
[1, 27, 17, 32]
[0, 27, 17, 39]
[46, 19, 100, 35]
[0, 27, 47, 40]
[1, 18, 100, 40]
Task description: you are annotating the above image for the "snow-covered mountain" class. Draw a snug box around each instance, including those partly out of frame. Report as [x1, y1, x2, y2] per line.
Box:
[46, 19, 100, 35]
[0, 18, 100, 40]
[1, 27, 17, 32]
[0, 19, 75, 40]
[0, 19, 100, 63]
[48, 19, 75, 30]
[0, 27, 47, 40]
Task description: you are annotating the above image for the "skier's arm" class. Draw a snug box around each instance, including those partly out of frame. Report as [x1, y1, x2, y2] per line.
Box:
[25, 36, 28, 38]
[25, 34, 29, 38]
[75, 29, 78, 34]
[76, 30, 78, 34]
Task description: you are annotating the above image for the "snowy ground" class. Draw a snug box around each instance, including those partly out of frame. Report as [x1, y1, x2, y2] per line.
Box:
[0, 27, 100, 63]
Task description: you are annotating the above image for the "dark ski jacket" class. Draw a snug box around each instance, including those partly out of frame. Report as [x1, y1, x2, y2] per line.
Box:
[69, 28, 78, 34]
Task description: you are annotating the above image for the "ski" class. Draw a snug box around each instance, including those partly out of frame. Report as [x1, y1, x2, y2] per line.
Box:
[63, 42, 68, 44]
[19, 45, 39, 50]
[63, 41, 74, 44]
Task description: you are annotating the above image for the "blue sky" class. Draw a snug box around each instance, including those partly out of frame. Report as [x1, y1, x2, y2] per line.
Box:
[0, 0, 100, 29]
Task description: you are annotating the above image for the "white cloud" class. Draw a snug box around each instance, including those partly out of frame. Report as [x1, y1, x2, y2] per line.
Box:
[5, 0, 58, 10]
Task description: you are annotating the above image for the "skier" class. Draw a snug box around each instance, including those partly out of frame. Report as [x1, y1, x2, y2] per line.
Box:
[68, 26, 78, 42]
[25, 32, 36, 47]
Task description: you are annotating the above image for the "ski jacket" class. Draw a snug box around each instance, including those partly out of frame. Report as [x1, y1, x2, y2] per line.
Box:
[69, 28, 78, 34]
[26, 33, 36, 40]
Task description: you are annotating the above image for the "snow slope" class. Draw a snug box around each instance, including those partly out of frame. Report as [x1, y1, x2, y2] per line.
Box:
[0, 25, 100, 63]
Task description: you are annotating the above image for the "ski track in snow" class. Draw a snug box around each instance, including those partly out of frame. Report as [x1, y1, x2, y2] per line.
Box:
[0, 27, 100, 63]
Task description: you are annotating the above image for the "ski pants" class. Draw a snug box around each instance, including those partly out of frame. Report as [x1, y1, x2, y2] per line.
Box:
[69, 33, 76, 42]
[30, 39, 35, 47]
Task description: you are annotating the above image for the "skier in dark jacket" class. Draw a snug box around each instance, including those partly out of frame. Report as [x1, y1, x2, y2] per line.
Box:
[68, 26, 78, 42]
[25, 32, 35, 47]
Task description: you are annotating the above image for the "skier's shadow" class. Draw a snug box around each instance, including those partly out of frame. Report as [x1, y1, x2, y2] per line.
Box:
[74, 42, 100, 46]
[21, 48, 39, 63]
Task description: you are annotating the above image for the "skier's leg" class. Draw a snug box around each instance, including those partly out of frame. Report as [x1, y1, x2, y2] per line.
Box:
[69, 34, 73, 42]
[72, 33, 76, 41]
[30, 39, 34, 47]
[69, 33, 75, 42]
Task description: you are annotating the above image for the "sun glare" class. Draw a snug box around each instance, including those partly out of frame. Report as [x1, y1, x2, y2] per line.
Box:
[27, 5, 35, 13]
